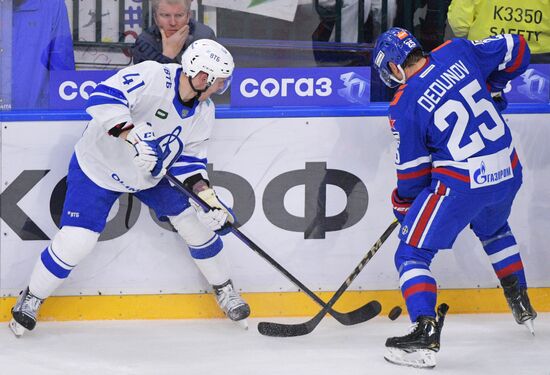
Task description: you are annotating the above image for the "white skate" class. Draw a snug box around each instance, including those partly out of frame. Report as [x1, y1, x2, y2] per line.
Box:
[213, 279, 250, 329]
[9, 287, 44, 337]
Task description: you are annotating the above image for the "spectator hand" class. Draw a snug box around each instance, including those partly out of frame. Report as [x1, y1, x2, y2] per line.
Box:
[160, 26, 189, 59]
[125, 123, 163, 177]
[391, 188, 413, 223]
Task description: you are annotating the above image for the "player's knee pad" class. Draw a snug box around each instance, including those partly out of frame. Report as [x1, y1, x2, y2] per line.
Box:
[51, 226, 99, 265]
[394, 241, 437, 272]
[169, 207, 223, 259]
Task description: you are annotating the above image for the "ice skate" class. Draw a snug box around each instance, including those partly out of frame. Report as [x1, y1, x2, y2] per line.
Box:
[9, 287, 44, 337]
[384, 304, 448, 369]
[213, 279, 250, 329]
[501, 275, 537, 335]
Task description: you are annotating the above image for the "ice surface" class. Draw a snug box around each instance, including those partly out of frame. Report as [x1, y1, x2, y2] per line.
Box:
[0, 314, 547, 375]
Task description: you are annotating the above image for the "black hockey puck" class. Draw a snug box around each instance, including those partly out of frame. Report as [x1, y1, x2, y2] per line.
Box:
[388, 306, 402, 321]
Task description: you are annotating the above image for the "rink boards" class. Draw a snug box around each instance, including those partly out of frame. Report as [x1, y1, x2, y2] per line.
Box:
[1, 112, 549, 320]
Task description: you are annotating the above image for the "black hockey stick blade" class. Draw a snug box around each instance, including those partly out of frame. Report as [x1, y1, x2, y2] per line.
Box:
[258, 220, 398, 337]
[258, 300, 381, 337]
[334, 299, 383, 326]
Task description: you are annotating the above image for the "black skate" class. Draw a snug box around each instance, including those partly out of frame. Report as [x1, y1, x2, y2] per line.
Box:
[384, 303, 449, 368]
[9, 287, 44, 337]
[501, 275, 537, 335]
[213, 279, 250, 329]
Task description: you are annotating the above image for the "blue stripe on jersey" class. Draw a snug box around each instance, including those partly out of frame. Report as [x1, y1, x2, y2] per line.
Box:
[396, 162, 431, 178]
[86, 95, 129, 109]
[40, 247, 72, 279]
[397, 168, 432, 198]
[177, 155, 207, 164]
[500, 35, 529, 75]
[94, 84, 127, 101]
[170, 164, 206, 176]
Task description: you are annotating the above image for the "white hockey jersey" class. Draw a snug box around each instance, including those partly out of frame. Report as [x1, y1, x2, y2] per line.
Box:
[75, 61, 214, 193]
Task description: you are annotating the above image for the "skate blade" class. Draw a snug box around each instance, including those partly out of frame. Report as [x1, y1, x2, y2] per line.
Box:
[9, 318, 26, 337]
[235, 318, 249, 330]
[384, 347, 436, 369]
[522, 319, 535, 335]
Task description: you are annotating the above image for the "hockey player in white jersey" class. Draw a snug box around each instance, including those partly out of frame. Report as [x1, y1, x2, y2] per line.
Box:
[10, 39, 250, 336]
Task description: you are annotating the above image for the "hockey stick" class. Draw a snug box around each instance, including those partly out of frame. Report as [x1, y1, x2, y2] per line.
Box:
[164, 171, 381, 326]
[258, 219, 399, 337]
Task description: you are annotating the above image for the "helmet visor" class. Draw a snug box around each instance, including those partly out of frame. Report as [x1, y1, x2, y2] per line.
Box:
[215, 76, 232, 95]
[380, 69, 400, 88]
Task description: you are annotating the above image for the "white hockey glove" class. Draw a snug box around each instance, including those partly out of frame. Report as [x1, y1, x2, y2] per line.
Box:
[125, 123, 163, 177]
[197, 188, 235, 224]
[191, 188, 235, 232]
[194, 206, 229, 232]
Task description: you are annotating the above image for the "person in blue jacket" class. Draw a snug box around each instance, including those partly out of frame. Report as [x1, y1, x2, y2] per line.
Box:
[372, 27, 537, 368]
[12, 0, 75, 109]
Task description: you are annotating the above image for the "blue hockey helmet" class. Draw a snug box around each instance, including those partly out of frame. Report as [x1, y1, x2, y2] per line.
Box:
[372, 27, 422, 88]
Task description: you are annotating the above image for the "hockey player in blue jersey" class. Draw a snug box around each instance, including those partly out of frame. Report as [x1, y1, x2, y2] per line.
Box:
[10, 39, 250, 336]
[372, 28, 537, 368]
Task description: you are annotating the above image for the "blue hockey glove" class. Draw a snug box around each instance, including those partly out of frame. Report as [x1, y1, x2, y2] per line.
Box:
[391, 188, 413, 223]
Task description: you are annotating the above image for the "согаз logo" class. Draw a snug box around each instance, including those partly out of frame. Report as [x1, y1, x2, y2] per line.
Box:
[239, 77, 332, 98]
[58, 80, 99, 101]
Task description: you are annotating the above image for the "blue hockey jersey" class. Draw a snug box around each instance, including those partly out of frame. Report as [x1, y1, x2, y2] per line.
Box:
[389, 34, 530, 198]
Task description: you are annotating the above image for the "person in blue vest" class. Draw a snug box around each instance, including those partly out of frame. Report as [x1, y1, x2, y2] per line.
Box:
[12, 0, 75, 109]
[372, 27, 536, 368]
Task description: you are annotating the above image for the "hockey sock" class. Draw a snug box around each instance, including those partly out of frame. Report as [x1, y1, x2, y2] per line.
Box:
[189, 235, 231, 286]
[482, 232, 526, 287]
[399, 260, 438, 322]
[27, 226, 98, 299]
[28, 246, 74, 299]
[395, 242, 438, 322]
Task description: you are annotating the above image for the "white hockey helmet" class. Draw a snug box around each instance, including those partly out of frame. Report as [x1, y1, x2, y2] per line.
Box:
[181, 39, 234, 94]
